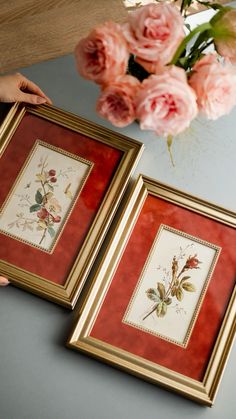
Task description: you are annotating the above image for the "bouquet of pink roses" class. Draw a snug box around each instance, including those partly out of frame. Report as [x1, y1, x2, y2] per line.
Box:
[74, 0, 236, 151]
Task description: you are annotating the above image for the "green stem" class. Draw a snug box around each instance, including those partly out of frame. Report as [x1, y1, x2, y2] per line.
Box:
[170, 22, 212, 66]
[167, 135, 175, 168]
[39, 227, 47, 245]
[185, 39, 214, 70]
[190, 31, 209, 54]
[143, 304, 158, 321]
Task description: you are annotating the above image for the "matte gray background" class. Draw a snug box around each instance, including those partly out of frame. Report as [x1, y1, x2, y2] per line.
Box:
[0, 25, 236, 418]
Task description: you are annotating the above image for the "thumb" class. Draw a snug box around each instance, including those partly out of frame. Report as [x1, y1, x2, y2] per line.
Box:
[0, 276, 10, 286]
[17, 92, 47, 105]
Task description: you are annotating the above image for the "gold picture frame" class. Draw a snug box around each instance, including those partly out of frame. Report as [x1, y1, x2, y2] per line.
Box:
[68, 175, 236, 405]
[0, 103, 144, 308]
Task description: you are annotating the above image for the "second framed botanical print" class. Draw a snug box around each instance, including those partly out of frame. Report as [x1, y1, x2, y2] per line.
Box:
[0, 103, 143, 308]
[123, 223, 221, 347]
[68, 175, 236, 405]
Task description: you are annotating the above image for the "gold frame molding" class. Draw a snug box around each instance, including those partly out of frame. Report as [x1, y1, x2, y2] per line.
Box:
[0, 103, 144, 309]
[68, 175, 236, 406]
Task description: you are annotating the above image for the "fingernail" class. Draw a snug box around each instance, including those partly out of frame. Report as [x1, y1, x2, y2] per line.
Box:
[36, 96, 47, 104]
[46, 96, 52, 105]
[0, 276, 10, 286]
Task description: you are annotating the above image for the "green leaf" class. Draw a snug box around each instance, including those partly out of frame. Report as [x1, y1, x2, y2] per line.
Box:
[157, 282, 165, 300]
[47, 226, 55, 238]
[170, 22, 212, 66]
[156, 303, 163, 317]
[127, 54, 149, 81]
[185, 23, 191, 33]
[156, 302, 167, 317]
[182, 282, 196, 292]
[161, 302, 167, 317]
[180, 276, 191, 285]
[178, 57, 188, 67]
[30, 204, 41, 213]
[165, 298, 172, 306]
[198, 1, 225, 12]
[146, 288, 160, 303]
[47, 184, 54, 191]
[35, 190, 43, 204]
[176, 288, 183, 302]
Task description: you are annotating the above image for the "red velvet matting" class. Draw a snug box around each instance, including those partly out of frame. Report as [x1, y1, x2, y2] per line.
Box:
[91, 194, 236, 380]
[0, 113, 123, 285]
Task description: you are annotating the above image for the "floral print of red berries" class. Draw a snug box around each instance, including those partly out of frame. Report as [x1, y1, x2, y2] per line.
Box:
[29, 159, 62, 245]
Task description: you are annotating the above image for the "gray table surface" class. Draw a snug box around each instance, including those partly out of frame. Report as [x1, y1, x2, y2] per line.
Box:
[1, 30, 236, 419]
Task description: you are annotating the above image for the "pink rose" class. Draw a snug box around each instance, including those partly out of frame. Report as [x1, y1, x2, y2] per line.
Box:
[96, 75, 141, 127]
[135, 66, 198, 137]
[189, 54, 236, 120]
[122, 3, 185, 71]
[214, 9, 236, 64]
[75, 21, 129, 85]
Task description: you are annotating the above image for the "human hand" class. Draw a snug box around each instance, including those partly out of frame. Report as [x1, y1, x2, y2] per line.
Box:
[0, 73, 52, 105]
[0, 276, 9, 286]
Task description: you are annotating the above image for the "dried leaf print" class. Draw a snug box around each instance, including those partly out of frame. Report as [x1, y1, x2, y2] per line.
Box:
[30, 204, 41, 212]
[64, 183, 73, 200]
[35, 190, 43, 204]
[146, 288, 160, 302]
[144, 250, 201, 321]
[176, 288, 183, 301]
[157, 282, 165, 300]
[8, 156, 64, 246]
[182, 282, 196, 292]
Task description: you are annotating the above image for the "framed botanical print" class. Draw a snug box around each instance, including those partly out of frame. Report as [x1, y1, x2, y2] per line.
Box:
[68, 175, 236, 405]
[0, 103, 143, 308]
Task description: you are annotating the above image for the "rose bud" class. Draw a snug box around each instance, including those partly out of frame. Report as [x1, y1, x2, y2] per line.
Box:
[212, 8, 236, 64]
[186, 255, 201, 269]
[172, 256, 178, 278]
[49, 169, 56, 176]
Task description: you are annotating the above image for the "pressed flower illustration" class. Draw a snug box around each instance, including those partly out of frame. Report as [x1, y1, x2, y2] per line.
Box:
[0, 142, 92, 251]
[143, 252, 201, 321]
[124, 225, 220, 346]
[8, 156, 63, 245]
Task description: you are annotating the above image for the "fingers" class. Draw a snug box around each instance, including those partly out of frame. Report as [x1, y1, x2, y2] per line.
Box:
[22, 78, 52, 104]
[17, 91, 48, 105]
[0, 276, 10, 286]
[17, 73, 52, 105]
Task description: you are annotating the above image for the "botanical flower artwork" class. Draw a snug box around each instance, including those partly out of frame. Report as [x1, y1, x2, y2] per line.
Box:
[0, 141, 92, 252]
[123, 225, 221, 346]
